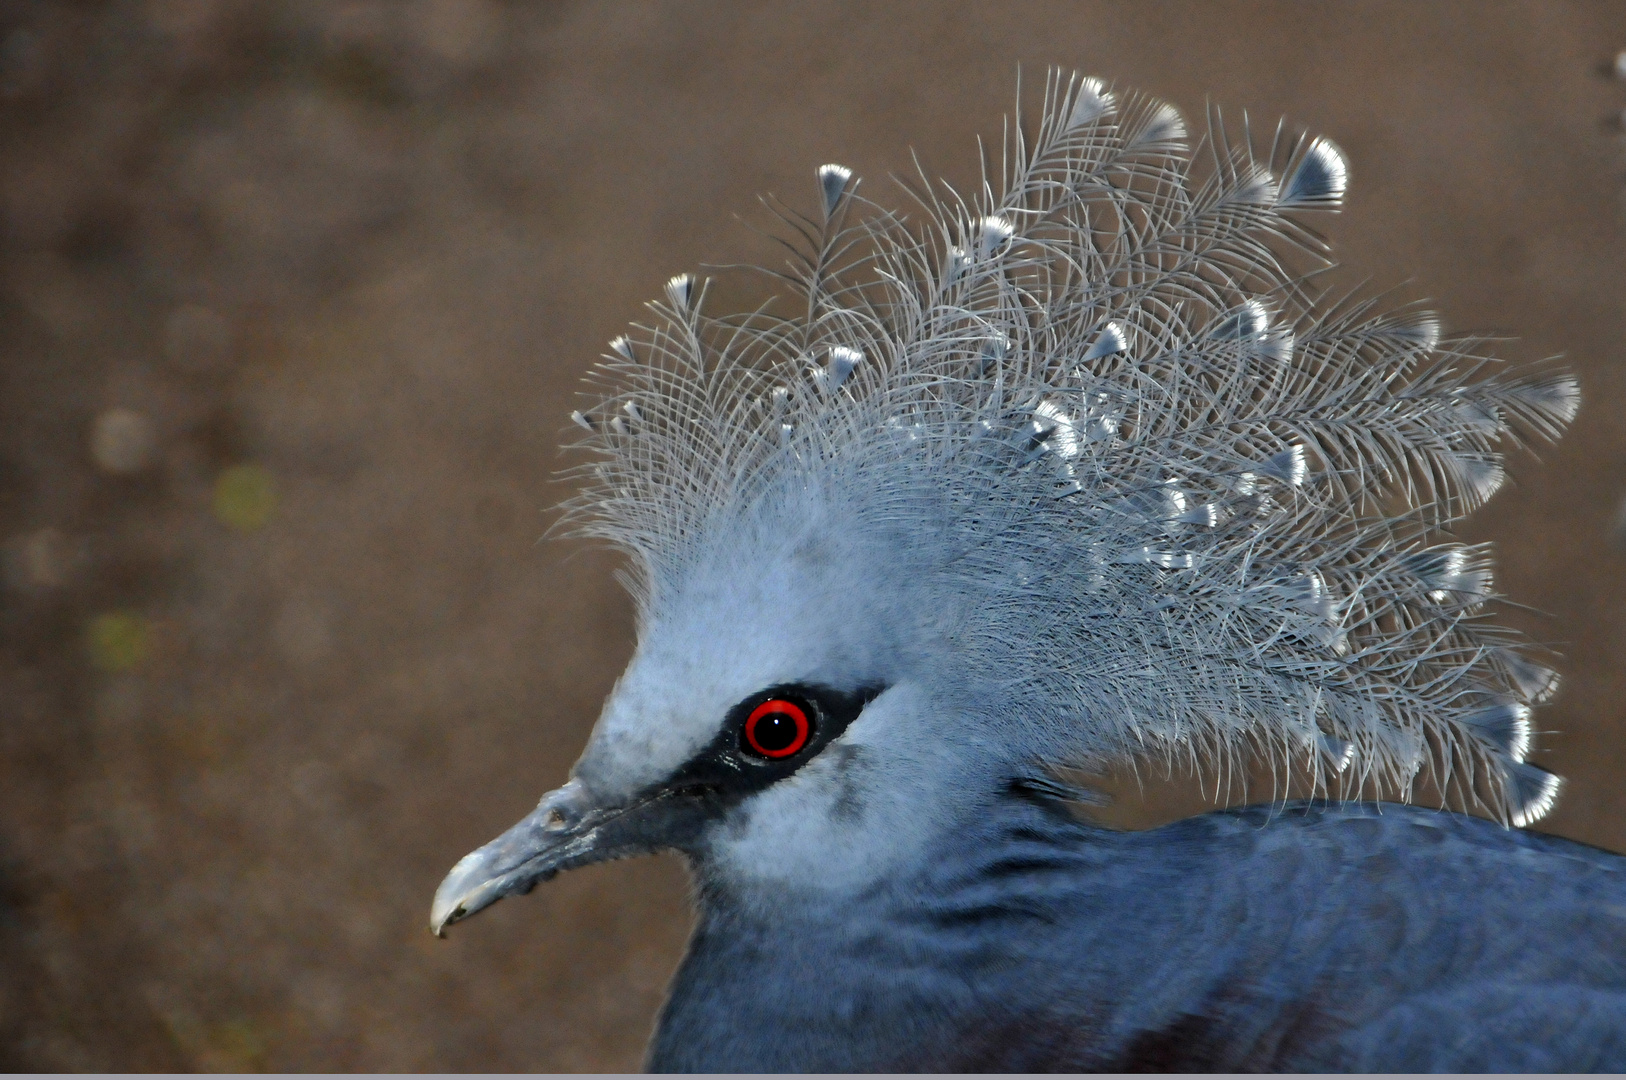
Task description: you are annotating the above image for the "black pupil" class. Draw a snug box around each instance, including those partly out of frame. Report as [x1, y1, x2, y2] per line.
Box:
[753, 709, 802, 753]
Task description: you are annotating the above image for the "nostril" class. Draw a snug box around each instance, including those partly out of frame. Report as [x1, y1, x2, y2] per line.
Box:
[543, 808, 569, 830]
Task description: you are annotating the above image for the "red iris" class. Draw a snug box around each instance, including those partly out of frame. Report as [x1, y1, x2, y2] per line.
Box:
[742, 698, 812, 759]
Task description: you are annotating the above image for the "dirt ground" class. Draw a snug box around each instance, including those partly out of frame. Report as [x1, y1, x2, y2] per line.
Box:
[1, 0, 1624, 1070]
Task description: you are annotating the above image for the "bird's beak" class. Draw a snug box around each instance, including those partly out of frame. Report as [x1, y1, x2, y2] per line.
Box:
[429, 776, 705, 936]
[430, 778, 592, 936]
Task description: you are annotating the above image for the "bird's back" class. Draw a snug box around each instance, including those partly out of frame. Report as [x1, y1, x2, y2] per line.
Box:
[650, 798, 1626, 1072]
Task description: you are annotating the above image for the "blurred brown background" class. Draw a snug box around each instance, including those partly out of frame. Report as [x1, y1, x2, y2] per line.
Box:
[1, 0, 1624, 1070]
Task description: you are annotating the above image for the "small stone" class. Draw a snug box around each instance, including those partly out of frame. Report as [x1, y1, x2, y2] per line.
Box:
[1615, 50, 1626, 80]
[90, 408, 157, 475]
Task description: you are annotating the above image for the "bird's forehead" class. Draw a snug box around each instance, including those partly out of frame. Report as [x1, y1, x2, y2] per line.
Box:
[572, 517, 910, 800]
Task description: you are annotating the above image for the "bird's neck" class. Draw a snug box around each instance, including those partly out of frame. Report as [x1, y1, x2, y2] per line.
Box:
[652, 792, 1174, 1071]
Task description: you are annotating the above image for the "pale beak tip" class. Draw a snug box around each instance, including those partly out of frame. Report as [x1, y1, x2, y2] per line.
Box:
[430, 859, 487, 937]
[428, 903, 459, 937]
[429, 780, 601, 937]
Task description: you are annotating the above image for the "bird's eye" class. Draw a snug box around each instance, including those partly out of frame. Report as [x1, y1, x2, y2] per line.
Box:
[741, 698, 812, 759]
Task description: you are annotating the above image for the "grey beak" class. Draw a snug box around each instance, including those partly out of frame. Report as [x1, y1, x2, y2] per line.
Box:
[430, 775, 712, 936]
[430, 778, 601, 935]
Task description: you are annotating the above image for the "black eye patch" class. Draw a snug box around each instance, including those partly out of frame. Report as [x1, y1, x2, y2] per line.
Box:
[660, 683, 884, 805]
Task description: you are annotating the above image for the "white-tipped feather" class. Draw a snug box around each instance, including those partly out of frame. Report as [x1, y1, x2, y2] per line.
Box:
[817, 163, 854, 219]
[1447, 454, 1507, 508]
[1116, 547, 1194, 570]
[1465, 702, 1533, 762]
[1234, 166, 1279, 206]
[1278, 136, 1348, 209]
[824, 346, 863, 392]
[1066, 76, 1114, 129]
[1176, 502, 1222, 529]
[1510, 374, 1582, 432]
[1379, 312, 1442, 350]
[1082, 321, 1128, 362]
[1403, 545, 1493, 606]
[1498, 648, 1561, 705]
[1260, 445, 1309, 486]
[563, 68, 1576, 827]
[1319, 734, 1356, 774]
[1211, 300, 1292, 361]
[664, 273, 694, 311]
[976, 215, 1015, 259]
[1130, 101, 1187, 148]
[1504, 762, 1562, 828]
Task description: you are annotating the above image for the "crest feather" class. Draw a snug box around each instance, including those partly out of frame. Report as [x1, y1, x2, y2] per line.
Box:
[558, 70, 1575, 826]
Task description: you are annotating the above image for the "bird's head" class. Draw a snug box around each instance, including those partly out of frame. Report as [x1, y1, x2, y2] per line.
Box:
[432, 71, 1578, 936]
[432, 478, 1004, 934]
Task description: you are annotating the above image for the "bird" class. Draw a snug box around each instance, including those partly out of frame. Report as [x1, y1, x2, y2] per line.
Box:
[428, 70, 1624, 1071]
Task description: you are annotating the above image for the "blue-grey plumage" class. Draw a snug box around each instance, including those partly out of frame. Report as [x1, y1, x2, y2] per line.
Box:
[427, 69, 1612, 1071]
[653, 797, 1626, 1072]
